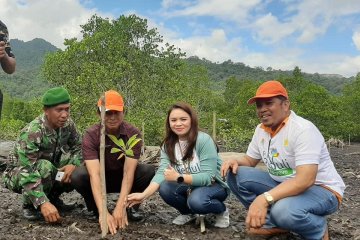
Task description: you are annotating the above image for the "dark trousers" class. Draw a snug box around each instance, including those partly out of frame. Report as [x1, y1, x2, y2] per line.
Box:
[71, 164, 155, 212]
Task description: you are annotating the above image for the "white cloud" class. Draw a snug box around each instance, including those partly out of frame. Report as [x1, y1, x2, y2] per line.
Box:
[161, 0, 261, 22]
[168, 29, 244, 62]
[161, 0, 194, 10]
[244, 47, 303, 71]
[167, 25, 360, 77]
[276, 0, 360, 44]
[299, 54, 360, 77]
[353, 31, 360, 51]
[161, 0, 360, 46]
[236, 48, 360, 78]
[252, 13, 294, 44]
[335, 56, 360, 76]
[0, 0, 101, 48]
[249, 0, 360, 44]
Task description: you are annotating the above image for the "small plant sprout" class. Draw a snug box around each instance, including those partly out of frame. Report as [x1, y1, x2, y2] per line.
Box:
[108, 134, 142, 159]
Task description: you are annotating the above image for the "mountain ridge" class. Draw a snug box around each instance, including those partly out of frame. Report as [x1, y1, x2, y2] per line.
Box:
[0, 38, 354, 99]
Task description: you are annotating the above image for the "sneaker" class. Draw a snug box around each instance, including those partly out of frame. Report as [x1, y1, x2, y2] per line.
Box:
[22, 204, 42, 221]
[247, 227, 289, 236]
[126, 207, 144, 222]
[172, 214, 196, 225]
[214, 208, 230, 228]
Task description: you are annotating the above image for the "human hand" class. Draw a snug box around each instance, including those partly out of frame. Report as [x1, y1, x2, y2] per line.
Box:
[221, 159, 239, 177]
[245, 195, 268, 230]
[99, 211, 118, 235]
[58, 164, 76, 183]
[164, 165, 179, 182]
[40, 202, 61, 223]
[113, 205, 128, 230]
[127, 192, 146, 208]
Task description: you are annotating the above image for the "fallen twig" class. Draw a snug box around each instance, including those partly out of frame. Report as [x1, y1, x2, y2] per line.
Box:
[345, 152, 360, 156]
[69, 222, 84, 234]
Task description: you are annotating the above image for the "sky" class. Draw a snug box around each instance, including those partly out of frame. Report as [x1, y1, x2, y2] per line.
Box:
[1, 0, 360, 77]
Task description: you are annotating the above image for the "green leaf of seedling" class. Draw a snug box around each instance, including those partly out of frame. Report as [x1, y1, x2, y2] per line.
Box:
[110, 147, 121, 153]
[117, 153, 125, 160]
[127, 138, 142, 150]
[108, 133, 141, 159]
[108, 134, 125, 148]
[125, 149, 134, 157]
[127, 134, 138, 142]
[126, 134, 138, 146]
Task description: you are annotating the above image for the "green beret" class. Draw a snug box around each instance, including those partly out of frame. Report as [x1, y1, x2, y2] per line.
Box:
[42, 87, 71, 107]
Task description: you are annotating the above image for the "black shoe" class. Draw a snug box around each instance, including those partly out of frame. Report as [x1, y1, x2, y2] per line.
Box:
[50, 197, 76, 211]
[22, 204, 42, 221]
[126, 207, 144, 222]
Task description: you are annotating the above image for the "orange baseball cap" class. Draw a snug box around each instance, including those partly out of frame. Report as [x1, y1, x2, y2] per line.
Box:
[97, 90, 124, 111]
[247, 80, 288, 104]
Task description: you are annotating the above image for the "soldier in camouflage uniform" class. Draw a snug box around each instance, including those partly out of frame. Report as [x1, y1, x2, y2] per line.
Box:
[2, 87, 82, 223]
[0, 20, 16, 119]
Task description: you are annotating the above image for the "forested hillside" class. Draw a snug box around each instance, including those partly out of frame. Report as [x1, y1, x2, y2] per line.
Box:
[0, 38, 58, 99]
[187, 56, 353, 94]
[1, 14, 359, 148]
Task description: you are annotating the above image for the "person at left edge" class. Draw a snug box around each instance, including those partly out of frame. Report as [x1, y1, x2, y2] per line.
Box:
[71, 90, 155, 235]
[0, 20, 16, 120]
[0, 20, 15, 74]
[2, 87, 82, 223]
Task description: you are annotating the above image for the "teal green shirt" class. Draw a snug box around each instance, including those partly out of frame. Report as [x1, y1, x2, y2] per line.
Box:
[152, 131, 229, 191]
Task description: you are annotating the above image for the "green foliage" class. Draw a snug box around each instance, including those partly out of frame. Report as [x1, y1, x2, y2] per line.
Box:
[186, 56, 353, 94]
[210, 78, 259, 150]
[42, 14, 214, 145]
[212, 68, 359, 147]
[339, 73, 360, 141]
[108, 133, 142, 159]
[217, 123, 253, 152]
[285, 79, 342, 139]
[0, 94, 41, 139]
[2, 14, 360, 150]
[0, 38, 57, 100]
[0, 118, 26, 139]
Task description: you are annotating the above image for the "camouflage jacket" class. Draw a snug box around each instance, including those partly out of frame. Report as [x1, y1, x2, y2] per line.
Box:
[12, 113, 82, 207]
[0, 20, 15, 58]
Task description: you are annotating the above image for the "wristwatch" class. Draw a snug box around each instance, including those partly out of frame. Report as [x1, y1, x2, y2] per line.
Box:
[177, 174, 184, 183]
[263, 192, 274, 205]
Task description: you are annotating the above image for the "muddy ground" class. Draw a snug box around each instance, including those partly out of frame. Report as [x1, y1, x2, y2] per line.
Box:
[0, 142, 359, 240]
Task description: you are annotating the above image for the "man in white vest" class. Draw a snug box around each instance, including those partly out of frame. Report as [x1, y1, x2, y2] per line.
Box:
[221, 80, 345, 240]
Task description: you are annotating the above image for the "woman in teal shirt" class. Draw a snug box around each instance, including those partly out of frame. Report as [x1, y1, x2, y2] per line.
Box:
[128, 102, 230, 228]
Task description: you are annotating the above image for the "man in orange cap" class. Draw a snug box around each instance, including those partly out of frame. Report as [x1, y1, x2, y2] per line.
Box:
[221, 80, 345, 239]
[71, 90, 155, 235]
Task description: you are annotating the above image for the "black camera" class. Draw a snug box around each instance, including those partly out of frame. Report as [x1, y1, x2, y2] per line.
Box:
[0, 33, 6, 43]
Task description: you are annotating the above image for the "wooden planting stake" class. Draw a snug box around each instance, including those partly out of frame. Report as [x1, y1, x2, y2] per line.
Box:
[196, 215, 206, 233]
[100, 95, 108, 238]
[212, 111, 216, 141]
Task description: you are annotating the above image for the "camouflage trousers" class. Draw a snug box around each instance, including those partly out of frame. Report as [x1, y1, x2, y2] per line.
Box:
[2, 159, 74, 206]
